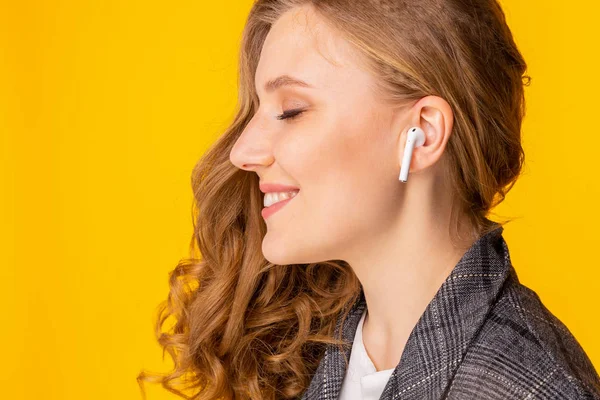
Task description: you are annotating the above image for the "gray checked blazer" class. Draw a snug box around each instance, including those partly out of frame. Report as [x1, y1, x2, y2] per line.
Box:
[300, 226, 600, 399]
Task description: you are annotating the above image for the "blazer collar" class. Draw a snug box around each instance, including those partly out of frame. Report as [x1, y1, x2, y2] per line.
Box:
[301, 225, 514, 400]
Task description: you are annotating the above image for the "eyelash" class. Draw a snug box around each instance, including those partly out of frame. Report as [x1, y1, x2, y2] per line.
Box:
[276, 109, 304, 121]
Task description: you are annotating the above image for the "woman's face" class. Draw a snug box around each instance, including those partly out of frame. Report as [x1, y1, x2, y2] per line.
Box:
[229, 5, 411, 265]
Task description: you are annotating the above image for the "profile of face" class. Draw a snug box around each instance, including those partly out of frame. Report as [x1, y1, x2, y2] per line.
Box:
[229, 4, 440, 266]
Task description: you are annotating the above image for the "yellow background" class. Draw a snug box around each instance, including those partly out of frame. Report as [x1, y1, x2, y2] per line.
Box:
[1, 0, 598, 398]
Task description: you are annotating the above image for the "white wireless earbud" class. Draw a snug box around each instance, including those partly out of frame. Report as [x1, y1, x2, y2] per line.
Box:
[399, 127, 425, 182]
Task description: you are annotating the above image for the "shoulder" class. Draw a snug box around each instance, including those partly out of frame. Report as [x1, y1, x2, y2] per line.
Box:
[447, 269, 600, 399]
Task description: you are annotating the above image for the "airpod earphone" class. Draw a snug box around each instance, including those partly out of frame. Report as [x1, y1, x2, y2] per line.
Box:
[399, 127, 425, 183]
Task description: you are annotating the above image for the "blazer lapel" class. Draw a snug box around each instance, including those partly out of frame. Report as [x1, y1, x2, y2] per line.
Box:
[301, 226, 513, 400]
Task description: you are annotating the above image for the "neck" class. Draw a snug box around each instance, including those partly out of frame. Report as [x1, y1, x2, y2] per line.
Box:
[342, 175, 477, 368]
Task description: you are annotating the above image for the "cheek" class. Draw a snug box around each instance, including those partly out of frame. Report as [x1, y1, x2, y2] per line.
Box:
[299, 116, 397, 225]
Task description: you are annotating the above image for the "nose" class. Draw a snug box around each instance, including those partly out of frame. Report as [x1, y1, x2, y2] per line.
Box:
[229, 116, 275, 172]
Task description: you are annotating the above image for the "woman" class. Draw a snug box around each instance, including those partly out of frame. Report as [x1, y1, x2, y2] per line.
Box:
[137, 0, 600, 399]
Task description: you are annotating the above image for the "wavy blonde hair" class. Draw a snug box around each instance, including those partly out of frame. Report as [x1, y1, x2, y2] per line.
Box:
[137, 0, 530, 398]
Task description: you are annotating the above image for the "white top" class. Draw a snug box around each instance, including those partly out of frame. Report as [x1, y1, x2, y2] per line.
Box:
[338, 309, 396, 400]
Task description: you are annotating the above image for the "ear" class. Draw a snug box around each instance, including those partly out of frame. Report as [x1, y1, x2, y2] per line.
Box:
[398, 95, 454, 177]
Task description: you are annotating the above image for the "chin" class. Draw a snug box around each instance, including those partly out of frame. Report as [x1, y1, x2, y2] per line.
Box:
[261, 237, 291, 266]
[261, 237, 312, 266]
[262, 240, 336, 268]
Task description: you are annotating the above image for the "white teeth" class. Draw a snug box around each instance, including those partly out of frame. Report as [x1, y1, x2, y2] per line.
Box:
[263, 190, 299, 207]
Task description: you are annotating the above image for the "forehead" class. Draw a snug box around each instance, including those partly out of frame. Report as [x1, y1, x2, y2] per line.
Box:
[255, 5, 372, 95]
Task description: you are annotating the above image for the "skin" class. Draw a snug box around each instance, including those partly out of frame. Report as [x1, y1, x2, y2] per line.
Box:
[229, 4, 476, 372]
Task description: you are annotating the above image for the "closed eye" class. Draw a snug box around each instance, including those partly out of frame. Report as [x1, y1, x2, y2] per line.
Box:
[276, 109, 304, 121]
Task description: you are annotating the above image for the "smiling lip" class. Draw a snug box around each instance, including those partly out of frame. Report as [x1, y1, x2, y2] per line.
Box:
[259, 183, 300, 193]
[261, 194, 297, 219]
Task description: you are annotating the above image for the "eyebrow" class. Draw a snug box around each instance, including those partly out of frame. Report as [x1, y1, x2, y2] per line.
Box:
[262, 74, 314, 93]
